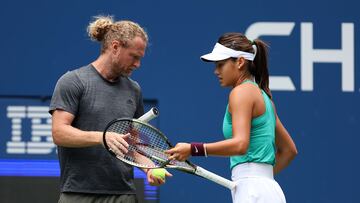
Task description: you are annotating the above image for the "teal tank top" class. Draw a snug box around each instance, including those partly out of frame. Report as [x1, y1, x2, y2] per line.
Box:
[223, 81, 276, 169]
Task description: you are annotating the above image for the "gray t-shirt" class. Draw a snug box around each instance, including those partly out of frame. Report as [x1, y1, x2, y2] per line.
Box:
[49, 64, 144, 194]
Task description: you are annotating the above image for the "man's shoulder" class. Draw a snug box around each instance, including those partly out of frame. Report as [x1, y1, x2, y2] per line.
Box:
[73, 64, 94, 77]
[124, 77, 141, 91]
[57, 65, 92, 86]
[65, 64, 95, 79]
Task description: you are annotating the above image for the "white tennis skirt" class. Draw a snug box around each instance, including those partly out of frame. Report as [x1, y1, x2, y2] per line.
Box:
[231, 163, 286, 203]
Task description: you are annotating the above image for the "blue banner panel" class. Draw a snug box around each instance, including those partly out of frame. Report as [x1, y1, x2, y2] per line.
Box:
[0, 96, 159, 202]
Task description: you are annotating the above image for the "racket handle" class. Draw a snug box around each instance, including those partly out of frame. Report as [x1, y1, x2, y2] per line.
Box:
[138, 107, 159, 123]
[195, 166, 236, 190]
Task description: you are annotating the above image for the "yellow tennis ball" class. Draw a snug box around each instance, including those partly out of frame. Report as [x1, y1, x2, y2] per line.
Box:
[151, 168, 166, 180]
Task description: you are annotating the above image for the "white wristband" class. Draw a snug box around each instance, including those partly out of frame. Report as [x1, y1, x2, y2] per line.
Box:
[204, 143, 208, 157]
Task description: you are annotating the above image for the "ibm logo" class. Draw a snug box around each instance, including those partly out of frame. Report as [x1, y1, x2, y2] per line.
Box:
[6, 106, 55, 154]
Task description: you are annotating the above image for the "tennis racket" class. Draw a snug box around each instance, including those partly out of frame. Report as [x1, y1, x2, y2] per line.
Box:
[137, 107, 159, 123]
[103, 115, 236, 190]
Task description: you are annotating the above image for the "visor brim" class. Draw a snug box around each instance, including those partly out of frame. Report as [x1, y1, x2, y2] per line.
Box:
[200, 53, 231, 62]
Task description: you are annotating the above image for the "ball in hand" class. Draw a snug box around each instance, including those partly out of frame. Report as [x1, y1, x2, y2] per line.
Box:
[151, 168, 166, 180]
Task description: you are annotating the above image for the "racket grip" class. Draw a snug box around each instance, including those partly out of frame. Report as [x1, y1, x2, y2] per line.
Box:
[195, 166, 236, 190]
[138, 107, 159, 123]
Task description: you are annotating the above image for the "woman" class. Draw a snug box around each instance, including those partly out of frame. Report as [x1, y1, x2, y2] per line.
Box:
[166, 33, 297, 203]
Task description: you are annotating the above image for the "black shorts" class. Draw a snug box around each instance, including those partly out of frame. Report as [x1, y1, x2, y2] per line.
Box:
[58, 192, 138, 203]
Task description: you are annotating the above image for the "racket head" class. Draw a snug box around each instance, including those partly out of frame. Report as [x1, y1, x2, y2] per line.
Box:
[103, 118, 194, 170]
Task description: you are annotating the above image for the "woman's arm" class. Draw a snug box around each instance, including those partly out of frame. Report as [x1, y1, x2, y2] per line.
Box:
[166, 85, 254, 160]
[206, 86, 253, 156]
[273, 115, 298, 174]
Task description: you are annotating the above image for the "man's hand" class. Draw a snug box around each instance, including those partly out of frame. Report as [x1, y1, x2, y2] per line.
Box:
[146, 168, 173, 186]
[104, 132, 130, 157]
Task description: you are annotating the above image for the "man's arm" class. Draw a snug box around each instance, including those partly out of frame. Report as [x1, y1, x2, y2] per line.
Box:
[51, 109, 103, 147]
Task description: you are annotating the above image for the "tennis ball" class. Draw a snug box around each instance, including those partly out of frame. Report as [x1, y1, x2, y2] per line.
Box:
[151, 168, 166, 180]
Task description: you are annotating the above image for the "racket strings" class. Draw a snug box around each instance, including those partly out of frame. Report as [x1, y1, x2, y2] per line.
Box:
[107, 120, 194, 169]
[107, 120, 171, 167]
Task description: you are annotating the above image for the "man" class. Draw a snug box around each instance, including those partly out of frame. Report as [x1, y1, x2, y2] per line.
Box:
[50, 15, 170, 203]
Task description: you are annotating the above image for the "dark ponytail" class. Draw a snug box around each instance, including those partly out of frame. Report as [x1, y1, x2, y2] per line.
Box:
[249, 39, 272, 99]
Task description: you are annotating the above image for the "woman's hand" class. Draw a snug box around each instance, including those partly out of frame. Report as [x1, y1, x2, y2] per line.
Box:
[165, 143, 191, 161]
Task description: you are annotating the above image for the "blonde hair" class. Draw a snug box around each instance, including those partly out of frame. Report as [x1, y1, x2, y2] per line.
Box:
[87, 15, 148, 53]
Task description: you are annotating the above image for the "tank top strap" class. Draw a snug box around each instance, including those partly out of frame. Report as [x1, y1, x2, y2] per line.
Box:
[241, 79, 258, 86]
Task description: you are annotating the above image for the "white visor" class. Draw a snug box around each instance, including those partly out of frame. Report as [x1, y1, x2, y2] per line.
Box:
[200, 43, 256, 62]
